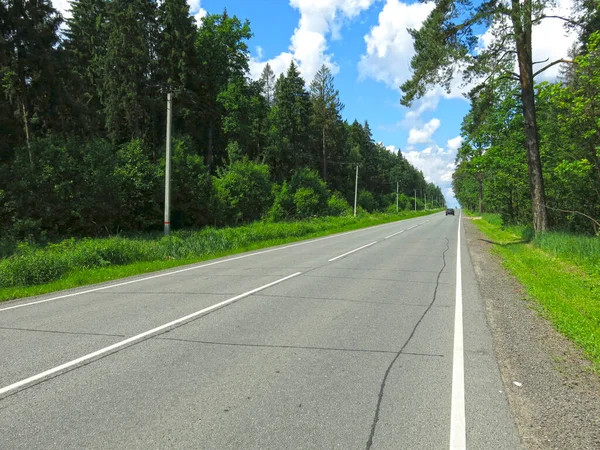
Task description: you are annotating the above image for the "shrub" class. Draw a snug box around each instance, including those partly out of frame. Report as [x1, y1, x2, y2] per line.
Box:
[266, 182, 294, 221]
[214, 159, 273, 225]
[358, 190, 377, 212]
[328, 193, 352, 216]
[294, 187, 321, 219]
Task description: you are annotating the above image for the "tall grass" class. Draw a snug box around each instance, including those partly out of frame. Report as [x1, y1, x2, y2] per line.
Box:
[533, 232, 600, 276]
[0, 211, 434, 292]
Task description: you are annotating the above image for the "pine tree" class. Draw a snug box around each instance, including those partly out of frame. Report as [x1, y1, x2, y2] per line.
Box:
[259, 63, 276, 106]
[63, 0, 109, 137]
[309, 64, 344, 181]
[99, 0, 159, 146]
[0, 0, 62, 163]
[269, 62, 311, 178]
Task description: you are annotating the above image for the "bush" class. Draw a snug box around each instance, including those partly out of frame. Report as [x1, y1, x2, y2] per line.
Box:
[214, 159, 273, 225]
[294, 187, 321, 219]
[328, 193, 352, 216]
[358, 190, 377, 212]
[266, 182, 294, 221]
[267, 169, 330, 220]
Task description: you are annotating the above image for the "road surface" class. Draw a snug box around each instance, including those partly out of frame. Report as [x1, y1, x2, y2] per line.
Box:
[0, 212, 522, 449]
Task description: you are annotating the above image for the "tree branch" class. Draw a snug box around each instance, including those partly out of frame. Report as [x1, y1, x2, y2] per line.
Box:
[533, 59, 574, 78]
[544, 205, 600, 234]
[532, 57, 549, 65]
[535, 15, 581, 28]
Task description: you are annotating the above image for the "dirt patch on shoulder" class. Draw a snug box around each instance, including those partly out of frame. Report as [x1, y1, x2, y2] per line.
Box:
[464, 218, 600, 450]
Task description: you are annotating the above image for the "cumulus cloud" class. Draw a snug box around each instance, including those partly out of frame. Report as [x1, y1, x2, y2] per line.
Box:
[358, 0, 434, 89]
[407, 118, 440, 145]
[250, 0, 376, 81]
[446, 135, 463, 153]
[188, 0, 207, 25]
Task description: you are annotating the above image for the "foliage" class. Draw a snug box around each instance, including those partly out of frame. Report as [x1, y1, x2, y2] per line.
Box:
[327, 193, 352, 217]
[358, 189, 377, 212]
[213, 159, 272, 224]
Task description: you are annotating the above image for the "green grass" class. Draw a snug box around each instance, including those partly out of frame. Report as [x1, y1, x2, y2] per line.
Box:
[0, 209, 440, 302]
[467, 212, 600, 373]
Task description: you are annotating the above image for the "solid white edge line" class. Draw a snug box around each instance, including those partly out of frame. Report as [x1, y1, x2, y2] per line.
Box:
[328, 241, 377, 262]
[450, 210, 466, 449]
[384, 230, 405, 240]
[0, 217, 426, 313]
[0, 272, 302, 399]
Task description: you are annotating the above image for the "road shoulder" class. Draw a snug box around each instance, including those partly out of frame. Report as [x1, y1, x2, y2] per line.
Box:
[464, 218, 600, 450]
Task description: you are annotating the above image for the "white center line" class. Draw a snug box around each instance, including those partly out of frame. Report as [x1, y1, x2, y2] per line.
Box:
[384, 230, 405, 240]
[450, 210, 466, 449]
[0, 272, 302, 399]
[328, 242, 377, 262]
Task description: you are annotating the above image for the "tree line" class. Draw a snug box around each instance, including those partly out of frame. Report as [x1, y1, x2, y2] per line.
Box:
[401, 0, 599, 234]
[0, 0, 443, 240]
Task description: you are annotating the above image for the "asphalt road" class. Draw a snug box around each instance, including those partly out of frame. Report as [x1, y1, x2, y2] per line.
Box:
[0, 212, 522, 449]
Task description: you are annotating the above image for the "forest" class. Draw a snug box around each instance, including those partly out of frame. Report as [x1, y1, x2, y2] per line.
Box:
[0, 0, 444, 243]
[448, 0, 600, 235]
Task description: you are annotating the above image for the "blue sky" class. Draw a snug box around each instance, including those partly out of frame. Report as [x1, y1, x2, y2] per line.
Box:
[51, 0, 576, 207]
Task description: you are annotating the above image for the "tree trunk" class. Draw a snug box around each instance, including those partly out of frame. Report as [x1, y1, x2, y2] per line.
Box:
[21, 100, 33, 167]
[322, 126, 327, 181]
[477, 172, 483, 213]
[207, 123, 213, 170]
[512, 0, 548, 233]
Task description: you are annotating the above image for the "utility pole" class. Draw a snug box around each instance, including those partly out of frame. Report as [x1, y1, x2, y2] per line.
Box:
[414, 189, 417, 211]
[354, 164, 359, 217]
[164, 93, 172, 236]
[425, 193, 427, 210]
[396, 181, 399, 213]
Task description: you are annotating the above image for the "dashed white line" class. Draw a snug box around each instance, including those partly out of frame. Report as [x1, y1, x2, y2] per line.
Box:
[328, 241, 378, 262]
[0, 272, 302, 399]
[384, 230, 405, 240]
[450, 210, 466, 449]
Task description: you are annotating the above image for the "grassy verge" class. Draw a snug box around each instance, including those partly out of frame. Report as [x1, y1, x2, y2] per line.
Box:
[0, 210, 440, 302]
[466, 212, 600, 373]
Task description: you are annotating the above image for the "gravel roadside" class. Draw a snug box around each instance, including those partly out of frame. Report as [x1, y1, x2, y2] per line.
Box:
[464, 217, 600, 450]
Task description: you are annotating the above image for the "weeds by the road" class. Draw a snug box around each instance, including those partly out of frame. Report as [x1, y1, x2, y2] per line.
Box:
[467, 212, 600, 373]
[0, 210, 438, 301]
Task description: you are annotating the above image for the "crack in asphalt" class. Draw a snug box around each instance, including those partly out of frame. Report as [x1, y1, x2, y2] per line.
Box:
[365, 237, 450, 450]
[155, 337, 446, 357]
[0, 326, 125, 338]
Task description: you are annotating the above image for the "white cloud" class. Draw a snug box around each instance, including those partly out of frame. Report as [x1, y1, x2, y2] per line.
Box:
[385, 144, 399, 154]
[358, 0, 434, 89]
[249, 0, 376, 81]
[531, 0, 576, 80]
[446, 135, 463, 153]
[407, 118, 440, 145]
[400, 136, 460, 206]
[188, 0, 207, 25]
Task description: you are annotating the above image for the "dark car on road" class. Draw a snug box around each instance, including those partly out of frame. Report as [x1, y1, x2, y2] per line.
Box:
[445, 208, 455, 216]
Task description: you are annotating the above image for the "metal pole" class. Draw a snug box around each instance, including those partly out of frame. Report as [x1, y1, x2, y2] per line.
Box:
[396, 181, 399, 213]
[414, 189, 417, 211]
[164, 92, 172, 236]
[354, 164, 359, 217]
